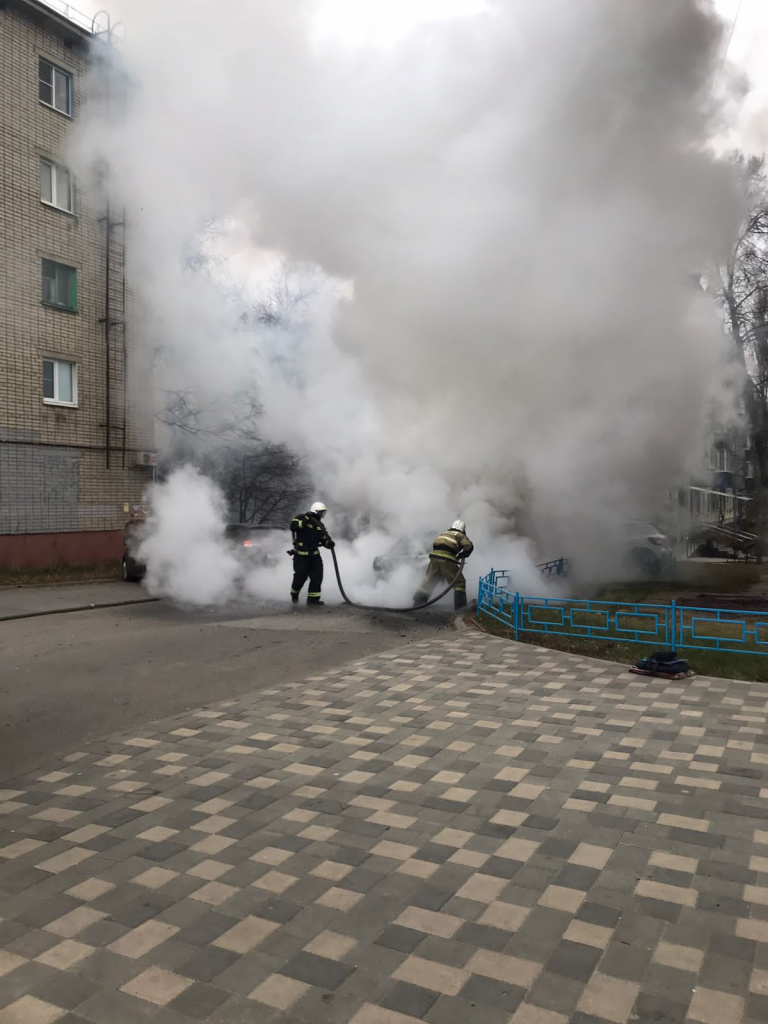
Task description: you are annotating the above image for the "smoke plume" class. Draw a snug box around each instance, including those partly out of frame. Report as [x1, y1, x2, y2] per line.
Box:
[75, 0, 748, 602]
[136, 466, 240, 604]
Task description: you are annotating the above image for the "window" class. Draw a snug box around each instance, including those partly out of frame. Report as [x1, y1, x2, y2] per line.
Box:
[42, 259, 77, 311]
[39, 58, 73, 116]
[43, 358, 77, 406]
[40, 159, 73, 213]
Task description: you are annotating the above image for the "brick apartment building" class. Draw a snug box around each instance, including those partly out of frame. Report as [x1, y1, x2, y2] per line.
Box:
[0, 0, 156, 569]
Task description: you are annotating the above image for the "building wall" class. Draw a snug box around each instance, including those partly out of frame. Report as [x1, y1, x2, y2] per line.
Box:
[0, 1, 155, 567]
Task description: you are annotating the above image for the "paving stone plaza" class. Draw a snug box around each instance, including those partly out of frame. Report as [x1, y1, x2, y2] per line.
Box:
[0, 631, 767, 1023]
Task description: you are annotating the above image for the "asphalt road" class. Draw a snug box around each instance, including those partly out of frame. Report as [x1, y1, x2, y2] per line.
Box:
[0, 585, 449, 782]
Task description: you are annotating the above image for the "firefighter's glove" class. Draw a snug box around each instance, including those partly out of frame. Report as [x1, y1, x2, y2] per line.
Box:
[325, 539, 336, 549]
[287, 549, 295, 556]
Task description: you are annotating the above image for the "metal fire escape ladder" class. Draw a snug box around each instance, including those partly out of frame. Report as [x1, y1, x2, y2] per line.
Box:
[93, 12, 127, 470]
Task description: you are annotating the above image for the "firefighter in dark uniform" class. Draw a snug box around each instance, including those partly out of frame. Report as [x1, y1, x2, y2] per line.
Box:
[289, 501, 335, 605]
[413, 520, 474, 610]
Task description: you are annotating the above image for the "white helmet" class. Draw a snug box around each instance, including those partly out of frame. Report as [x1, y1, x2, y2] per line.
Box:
[310, 501, 327, 518]
[451, 519, 466, 533]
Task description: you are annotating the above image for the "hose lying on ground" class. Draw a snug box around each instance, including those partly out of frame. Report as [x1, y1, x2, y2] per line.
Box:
[330, 547, 464, 613]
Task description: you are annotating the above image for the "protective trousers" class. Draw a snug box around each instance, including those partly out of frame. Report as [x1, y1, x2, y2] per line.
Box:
[413, 555, 467, 610]
[291, 553, 324, 604]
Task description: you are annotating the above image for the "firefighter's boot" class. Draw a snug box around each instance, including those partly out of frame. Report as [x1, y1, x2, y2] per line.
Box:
[454, 590, 467, 611]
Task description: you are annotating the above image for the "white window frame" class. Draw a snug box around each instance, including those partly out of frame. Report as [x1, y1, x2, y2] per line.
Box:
[39, 58, 73, 117]
[40, 158, 74, 213]
[43, 357, 78, 408]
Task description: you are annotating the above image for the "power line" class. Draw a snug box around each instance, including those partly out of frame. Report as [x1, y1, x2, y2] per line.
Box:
[713, 0, 744, 96]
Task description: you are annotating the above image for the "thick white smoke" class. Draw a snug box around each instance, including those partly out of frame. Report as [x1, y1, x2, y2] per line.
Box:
[75, 0, 750, 603]
[137, 467, 547, 607]
[136, 466, 240, 604]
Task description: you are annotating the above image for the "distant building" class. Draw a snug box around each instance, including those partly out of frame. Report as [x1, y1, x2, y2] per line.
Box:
[0, 0, 155, 569]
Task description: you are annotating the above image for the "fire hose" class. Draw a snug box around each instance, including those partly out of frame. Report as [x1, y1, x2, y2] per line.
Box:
[329, 546, 465, 613]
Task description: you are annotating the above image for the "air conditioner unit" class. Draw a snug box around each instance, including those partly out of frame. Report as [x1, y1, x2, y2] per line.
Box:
[135, 451, 158, 467]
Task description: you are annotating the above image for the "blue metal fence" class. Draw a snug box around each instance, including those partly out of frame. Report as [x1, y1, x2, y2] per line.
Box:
[478, 569, 768, 657]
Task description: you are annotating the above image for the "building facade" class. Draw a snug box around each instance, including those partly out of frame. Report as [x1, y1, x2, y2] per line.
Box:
[0, 0, 155, 569]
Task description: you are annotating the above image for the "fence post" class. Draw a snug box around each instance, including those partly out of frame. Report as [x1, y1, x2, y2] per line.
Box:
[514, 592, 520, 641]
[670, 600, 676, 649]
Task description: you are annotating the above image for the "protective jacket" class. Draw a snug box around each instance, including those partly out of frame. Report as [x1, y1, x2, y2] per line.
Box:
[290, 511, 334, 557]
[413, 527, 473, 610]
[430, 528, 474, 563]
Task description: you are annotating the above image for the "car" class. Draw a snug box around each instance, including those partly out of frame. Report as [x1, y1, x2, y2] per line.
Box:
[121, 522, 288, 583]
[619, 520, 675, 578]
[372, 535, 433, 578]
[122, 516, 146, 582]
[223, 524, 287, 568]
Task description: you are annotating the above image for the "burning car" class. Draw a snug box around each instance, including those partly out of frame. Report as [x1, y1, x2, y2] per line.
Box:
[122, 521, 287, 583]
[372, 535, 434, 579]
[371, 520, 673, 587]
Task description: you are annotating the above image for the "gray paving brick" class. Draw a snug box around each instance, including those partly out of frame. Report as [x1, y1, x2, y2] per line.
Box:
[699, 951, 752, 994]
[214, 949, 282, 995]
[459, 974, 527, 1013]
[279, 951, 355, 990]
[380, 980, 439, 1017]
[600, 940, 654, 982]
[528, 969, 586, 1015]
[34, 971, 100, 1011]
[425, 994, 512, 1024]
[0, 633, 763, 1023]
[167, 981, 230, 1018]
[376, 925, 430, 954]
[632, 992, 691, 1024]
[546, 939, 602, 982]
[75, 987, 159, 1023]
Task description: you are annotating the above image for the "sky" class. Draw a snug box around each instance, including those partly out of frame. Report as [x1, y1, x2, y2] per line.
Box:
[319, 0, 768, 153]
[714, 0, 768, 151]
[55, 0, 767, 153]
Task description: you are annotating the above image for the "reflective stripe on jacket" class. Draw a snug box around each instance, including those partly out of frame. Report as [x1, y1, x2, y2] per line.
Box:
[430, 529, 474, 563]
[290, 512, 332, 556]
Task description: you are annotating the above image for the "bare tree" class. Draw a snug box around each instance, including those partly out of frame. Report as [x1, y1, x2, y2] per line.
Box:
[157, 389, 262, 441]
[204, 443, 309, 526]
[719, 155, 768, 554]
[154, 252, 317, 525]
[156, 391, 307, 526]
[247, 264, 317, 330]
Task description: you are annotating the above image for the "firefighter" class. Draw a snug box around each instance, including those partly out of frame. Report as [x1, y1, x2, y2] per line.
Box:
[413, 520, 474, 610]
[289, 501, 335, 605]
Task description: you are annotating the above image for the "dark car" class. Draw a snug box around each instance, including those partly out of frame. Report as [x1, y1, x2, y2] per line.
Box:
[372, 535, 433, 578]
[223, 524, 287, 569]
[122, 517, 146, 582]
[618, 520, 675, 578]
[122, 522, 287, 583]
